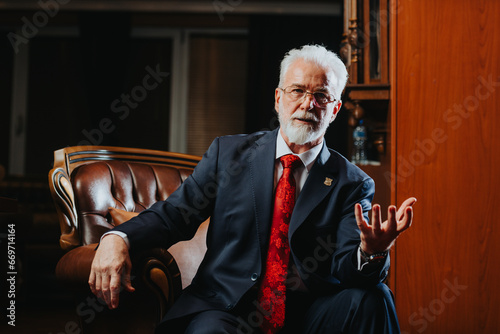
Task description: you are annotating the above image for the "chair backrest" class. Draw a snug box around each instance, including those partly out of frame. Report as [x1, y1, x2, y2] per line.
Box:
[49, 146, 201, 251]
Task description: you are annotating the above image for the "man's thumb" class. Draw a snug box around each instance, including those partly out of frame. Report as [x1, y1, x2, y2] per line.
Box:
[123, 275, 135, 292]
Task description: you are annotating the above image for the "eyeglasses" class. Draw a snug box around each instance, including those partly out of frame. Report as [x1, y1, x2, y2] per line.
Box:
[279, 86, 337, 107]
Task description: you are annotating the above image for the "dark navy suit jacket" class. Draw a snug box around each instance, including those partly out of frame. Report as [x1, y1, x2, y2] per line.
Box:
[113, 128, 390, 325]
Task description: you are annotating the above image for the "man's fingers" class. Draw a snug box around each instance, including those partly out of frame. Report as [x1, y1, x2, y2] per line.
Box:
[355, 203, 369, 233]
[397, 206, 413, 233]
[91, 265, 135, 310]
[100, 272, 112, 307]
[359, 197, 416, 254]
[109, 272, 122, 309]
[94, 270, 103, 300]
[123, 261, 136, 293]
[396, 197, 417, 220]
[122, 276, 136, 293]
[371, 204, 382, 234]
[88, 269, 96, 295]
[387, 205, 397, 233]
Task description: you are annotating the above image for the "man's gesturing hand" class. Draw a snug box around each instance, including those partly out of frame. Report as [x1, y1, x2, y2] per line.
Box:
[88, 234, 135, 309]
[355, 197, 417, 255]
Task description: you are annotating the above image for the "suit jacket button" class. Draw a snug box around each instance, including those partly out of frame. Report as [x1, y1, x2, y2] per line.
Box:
[251, 273, 259, 281]
[226, 304, 233, 310]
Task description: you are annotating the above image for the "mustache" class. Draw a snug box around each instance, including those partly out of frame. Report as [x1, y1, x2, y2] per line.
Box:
[291, 112, 319, 123]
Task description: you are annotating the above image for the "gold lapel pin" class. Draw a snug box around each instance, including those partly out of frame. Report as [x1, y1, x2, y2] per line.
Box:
[324, 177, 333, 186]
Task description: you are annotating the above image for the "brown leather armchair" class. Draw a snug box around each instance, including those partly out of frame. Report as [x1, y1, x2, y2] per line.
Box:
[49, 146, 207, 334]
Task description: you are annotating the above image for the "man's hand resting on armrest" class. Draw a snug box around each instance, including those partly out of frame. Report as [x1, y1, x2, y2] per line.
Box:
[88, 234, 135, 309]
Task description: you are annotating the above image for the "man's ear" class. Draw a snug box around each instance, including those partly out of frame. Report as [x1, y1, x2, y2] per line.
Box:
[275, 88, 281, 112]
[330, 101, 342, 123]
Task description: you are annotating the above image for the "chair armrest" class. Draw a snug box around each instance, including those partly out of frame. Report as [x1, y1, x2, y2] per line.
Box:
[135, 248, 183, 315]
[48, 166, 79, 251]
[56, 243, 98, 286]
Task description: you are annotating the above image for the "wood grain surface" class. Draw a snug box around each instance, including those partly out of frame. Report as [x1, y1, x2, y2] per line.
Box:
[390, 0, 500, 332]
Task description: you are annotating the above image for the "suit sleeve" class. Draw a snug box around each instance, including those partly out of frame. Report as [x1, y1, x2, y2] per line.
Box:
[111, 138, 221, 252]
[330, 177, 390, 287]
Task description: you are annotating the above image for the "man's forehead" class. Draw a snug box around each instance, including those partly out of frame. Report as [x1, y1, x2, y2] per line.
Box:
[284, 59, 338, 91]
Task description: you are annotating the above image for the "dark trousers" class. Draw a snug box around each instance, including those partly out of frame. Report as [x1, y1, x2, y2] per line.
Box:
[160, 283, 400, 334]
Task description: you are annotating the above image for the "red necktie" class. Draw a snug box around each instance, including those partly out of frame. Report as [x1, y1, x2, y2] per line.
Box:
[258, 154, 302, 334]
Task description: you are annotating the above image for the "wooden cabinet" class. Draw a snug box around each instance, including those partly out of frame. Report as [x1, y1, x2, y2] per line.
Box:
[344, 0, 500, 332]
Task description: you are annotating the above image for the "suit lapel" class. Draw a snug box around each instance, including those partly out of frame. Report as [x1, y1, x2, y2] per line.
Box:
[289, 142, 337, 237]
[249, 129, 278, 258]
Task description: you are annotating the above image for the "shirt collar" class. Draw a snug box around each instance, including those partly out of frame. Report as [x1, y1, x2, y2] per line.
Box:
[276, 130, 323, 172]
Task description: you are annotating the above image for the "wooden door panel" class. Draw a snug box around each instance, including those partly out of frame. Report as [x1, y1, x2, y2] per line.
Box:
[391, 0, 500, 332]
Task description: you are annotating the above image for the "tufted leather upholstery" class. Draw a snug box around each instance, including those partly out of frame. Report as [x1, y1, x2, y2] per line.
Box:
[72, 160, 193, 246]
[49, 146, 204, 334]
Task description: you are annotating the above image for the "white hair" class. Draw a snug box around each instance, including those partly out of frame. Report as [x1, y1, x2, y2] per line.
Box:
[278, 44, 348, 100]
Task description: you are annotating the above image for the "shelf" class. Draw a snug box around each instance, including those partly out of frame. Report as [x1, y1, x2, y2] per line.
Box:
[345, 84, 390, 101]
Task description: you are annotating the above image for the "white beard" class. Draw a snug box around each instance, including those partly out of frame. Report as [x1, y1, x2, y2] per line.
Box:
[278, 100, 331, 145]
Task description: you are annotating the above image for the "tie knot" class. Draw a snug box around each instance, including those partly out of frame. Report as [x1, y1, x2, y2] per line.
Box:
[280, 154, 301, 170]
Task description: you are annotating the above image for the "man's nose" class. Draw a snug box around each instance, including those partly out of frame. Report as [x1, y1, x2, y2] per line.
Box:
[300, 93, 316, 110]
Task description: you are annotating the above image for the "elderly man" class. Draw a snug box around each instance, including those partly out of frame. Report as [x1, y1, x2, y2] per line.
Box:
[89, 44, 415, 334]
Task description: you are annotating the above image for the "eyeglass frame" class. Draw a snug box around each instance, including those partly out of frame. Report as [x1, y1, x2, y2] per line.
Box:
[278, 85, 338, 108]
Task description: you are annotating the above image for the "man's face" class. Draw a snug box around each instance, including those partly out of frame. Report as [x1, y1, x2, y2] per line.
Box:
[275, 59, 342, 151]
